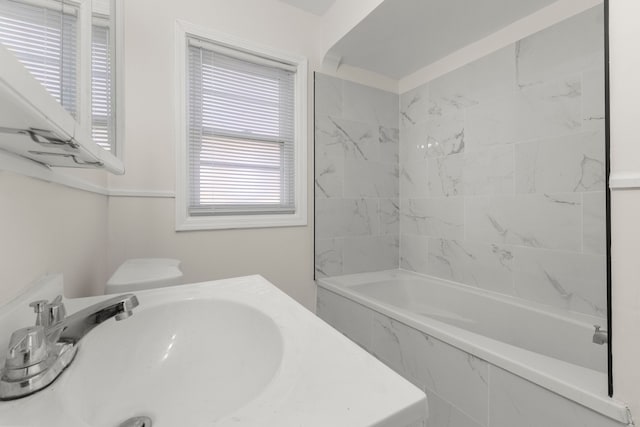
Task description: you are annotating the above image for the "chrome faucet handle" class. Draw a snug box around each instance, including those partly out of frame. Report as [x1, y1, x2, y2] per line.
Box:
[29, 300, 50, 327]
[4, 326, 48, 370]
[48, 296, 66, 325]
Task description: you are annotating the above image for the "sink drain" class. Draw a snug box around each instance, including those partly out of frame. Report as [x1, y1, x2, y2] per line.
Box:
[118, 416, 152, 427]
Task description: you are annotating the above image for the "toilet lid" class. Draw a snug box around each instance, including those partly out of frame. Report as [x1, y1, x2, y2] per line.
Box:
[107, 258, 183, 286]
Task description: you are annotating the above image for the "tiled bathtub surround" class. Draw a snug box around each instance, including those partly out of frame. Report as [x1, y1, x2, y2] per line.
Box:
[399, 5, 606, 318]
[315, 74, 400, 277]
[317, 287, 628, 427]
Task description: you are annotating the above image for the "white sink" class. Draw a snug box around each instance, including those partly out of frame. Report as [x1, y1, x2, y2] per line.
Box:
[0, 274, 426, 427]
[57, 300, 283, 426]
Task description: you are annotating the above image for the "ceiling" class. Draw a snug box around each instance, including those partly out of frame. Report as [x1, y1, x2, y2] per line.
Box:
[328, 0, 558, 79]
[278, 0, 336, 16]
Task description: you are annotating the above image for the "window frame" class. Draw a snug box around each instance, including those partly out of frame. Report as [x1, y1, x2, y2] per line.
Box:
[175, 20, 308, 231]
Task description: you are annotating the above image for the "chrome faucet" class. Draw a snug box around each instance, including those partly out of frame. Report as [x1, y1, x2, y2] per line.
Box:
[593, 325, 608, 345]
[0, 294, 139, 400]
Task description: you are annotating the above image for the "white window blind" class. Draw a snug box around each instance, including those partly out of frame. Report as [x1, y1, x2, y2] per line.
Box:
[187, 37, 296, 216]
[91, 23, 113, 151]
[0, 0, 77, 117]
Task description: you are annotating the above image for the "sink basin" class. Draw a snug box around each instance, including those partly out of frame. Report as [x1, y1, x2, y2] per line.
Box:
[0, 274, 426, 427]
[57, 299, 283, 427]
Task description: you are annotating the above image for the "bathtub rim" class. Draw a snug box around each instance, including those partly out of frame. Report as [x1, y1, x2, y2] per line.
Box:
[317, 269, 630, 425]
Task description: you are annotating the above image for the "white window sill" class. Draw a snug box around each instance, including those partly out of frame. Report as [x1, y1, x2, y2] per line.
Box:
[176, 211, 307, 231]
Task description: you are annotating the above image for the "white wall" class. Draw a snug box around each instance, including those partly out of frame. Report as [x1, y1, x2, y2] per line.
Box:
[105, 0, 323, 310]
[609, 0, 640, 417]
[0, 171, 109, 305]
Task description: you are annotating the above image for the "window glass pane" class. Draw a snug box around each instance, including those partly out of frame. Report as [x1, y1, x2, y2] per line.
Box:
[187, 40, 296, 216]
[92, 23, 113, 151]
[0, 0, 77, 117]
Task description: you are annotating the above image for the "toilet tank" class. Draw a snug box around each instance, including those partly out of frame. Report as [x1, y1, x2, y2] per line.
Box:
[105, 258, 183, 294]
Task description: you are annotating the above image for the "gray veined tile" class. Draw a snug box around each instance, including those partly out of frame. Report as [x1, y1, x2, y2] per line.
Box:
[427, 239, 515, 296]
[400, 83, 429, 129]
[316, 288, 373, 350]
[465, 76, 582, 150]
[515, 5, 604, 88]
[489, 366, 621, 427]
[506, 193, 583, 251]
[314, 72, 343, 119]
[315, 116, 380, 161]
[465, 194, 582, 251]
[400, 160, 429, 199]
[343, 235, 399, 274]
[428, 154, 464, 197]
[515, 129, 605, 194]
[582, 67, 605, 130]
[583, 191, 606, 255]
[400, 112, 465, 161]
[343, 198, 380, 237]
[379, 126, 400, 163]
[463, 145, 515, 196]
[400, 233, 429, 275]
[400, 198, 464, 240]
[425, 390, 484, 427]
[513, 246, 606, 317]
[427, 45, 517, 119]
[344, 160, 398, 198]
[371, 317, 489, 426]
[314, 238, 343, 278]
[314, 154, 343, 199]
[342, 79, 399, 128]
[315, 198, 346, 239]
[315, 198, 379, 239]
[379, 199, 400, 236]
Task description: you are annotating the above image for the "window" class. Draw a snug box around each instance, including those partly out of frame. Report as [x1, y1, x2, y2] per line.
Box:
[0, 0, 117, 153]
[0, 0, 77, 116]
[91, 21, 113, 151]
[176, 22, 307, 230]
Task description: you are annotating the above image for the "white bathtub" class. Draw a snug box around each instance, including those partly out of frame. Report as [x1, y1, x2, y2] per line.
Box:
[317, 269, 630, 425]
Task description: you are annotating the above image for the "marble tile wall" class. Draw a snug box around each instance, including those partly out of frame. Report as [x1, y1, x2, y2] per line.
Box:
[317, 288, 627, 427]
[315, 74, 400, 277]
[399, 5, 607, 318]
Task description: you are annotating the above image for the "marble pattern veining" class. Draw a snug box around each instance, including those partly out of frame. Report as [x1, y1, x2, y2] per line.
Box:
[316, 7, 607, 322]
[515, 129, 605, 194]
[315, 73, 400, 276]
[379, 198, 400, 236]
[401, 113, 466, 161]
[515, 5, 604, 88]
[400, 197, 464, 240]
[466, 76, 583, 151]
[426, 45, 516, 120]
[400, 234, 429, 275]
[314, 154, 343, 199]
[428, 154, 464, 197]
[315, 117, 380, 161]
[488, 366, 622, 427]
[427, 239, 515, 295]
[512, 247, 606, 317]
[465, 194, 582, 251]
[315, 238, 343, 278]
[371, 315, 489, 426]
[582, 67, 606, 130]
